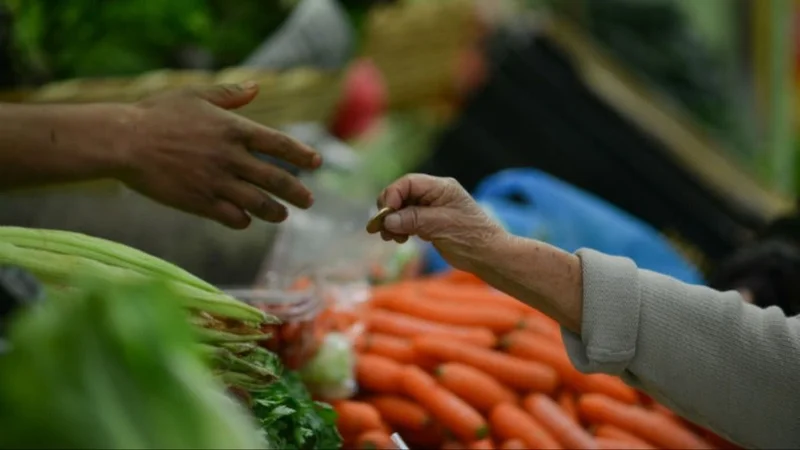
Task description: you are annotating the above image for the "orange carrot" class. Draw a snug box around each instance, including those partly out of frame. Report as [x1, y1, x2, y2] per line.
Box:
[558, 390, 580, 423]
[333, 400, 383, 436]
[435, 269, 486, 285]
[370, 283, 417, 309]
[499, 439, 527, 449]
[702, 430, 743, 450]
[441, 440, 465, 450]
[435, 363, 518, 412]
[579, 394, 713, 449]
[377, 294, 524, 333]
[356, 430, 394, 449]
[360, 333, 417, 363]
[367, 395, 431, 431]
[502, 331, 637, 404]
[517, 314, 562, 340]
[401, 366, 489, 443]
[356, 354, 404, 394]
[650, 402, 683, 425]
[638, 392, 654, 406]
[523, 394, 597, 449]
[469, 438, 495, 449]
[594, 424, 654, 448]
[365, 309, 497, 347]
[402, 424, 446, 448]
[595, 437, 654, 450]
[490, 403, 561, 449]
[413, 336, 559, 393]
[420, 283, 532, 314]
[354, 333, 368, 352]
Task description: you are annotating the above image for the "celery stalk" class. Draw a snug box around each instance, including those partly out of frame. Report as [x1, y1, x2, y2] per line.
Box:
[0, 226, 218, 293]
[0, 242, 270, 324]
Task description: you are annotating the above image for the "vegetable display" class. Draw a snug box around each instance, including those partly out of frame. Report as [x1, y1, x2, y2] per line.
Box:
[0, 280, 266, 448]
[0, 226, 341, 449]
[0, 224, 748, 449]
[342, 271, 743, 449]
[0, 226, 278, 391]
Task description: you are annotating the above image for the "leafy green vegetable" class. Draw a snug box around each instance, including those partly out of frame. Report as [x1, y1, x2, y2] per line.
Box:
[6, 0, 293, 80]
[0, 279, 267, 449]
[252, 371, 343, 450]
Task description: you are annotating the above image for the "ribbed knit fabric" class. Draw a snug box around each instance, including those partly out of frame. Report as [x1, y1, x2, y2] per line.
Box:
[562, 249, 800, 449]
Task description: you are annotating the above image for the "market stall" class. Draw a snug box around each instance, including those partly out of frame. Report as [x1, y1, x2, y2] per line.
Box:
[0, 1, 790, 448]
[0, 226, 742, 449]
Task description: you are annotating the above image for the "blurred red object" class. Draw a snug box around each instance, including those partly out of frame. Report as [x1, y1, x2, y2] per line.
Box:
[455, 46, 488, 98]
[330, 58, 387, 141]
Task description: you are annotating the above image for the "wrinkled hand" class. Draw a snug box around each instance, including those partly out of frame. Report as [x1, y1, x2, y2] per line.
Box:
[374, 174, 506, 272]
[119, 82, 321, 229]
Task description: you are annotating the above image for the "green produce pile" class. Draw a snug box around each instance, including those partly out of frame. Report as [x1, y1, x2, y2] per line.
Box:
[5, 0, 295, 80]
[4, 0, 389, 83]
[253, 372, 342, 449]
[0, 281, 267, 448]
[0, 226, 342, 449]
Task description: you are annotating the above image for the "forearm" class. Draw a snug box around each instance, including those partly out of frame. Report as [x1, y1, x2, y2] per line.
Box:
[469, 234, 584, 333]
[468, 237, 800, 446]
[0, 103, 135, 189]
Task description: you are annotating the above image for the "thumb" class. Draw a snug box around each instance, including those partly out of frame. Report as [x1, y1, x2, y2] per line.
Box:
[383, 206, 439, 236]
[197, 81, 259, 110]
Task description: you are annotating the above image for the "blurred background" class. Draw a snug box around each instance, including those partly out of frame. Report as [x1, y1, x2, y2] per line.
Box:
[0, 0, 798, 291]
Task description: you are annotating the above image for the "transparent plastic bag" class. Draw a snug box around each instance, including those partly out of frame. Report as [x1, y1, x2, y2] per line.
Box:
[224, 278, 324, 371]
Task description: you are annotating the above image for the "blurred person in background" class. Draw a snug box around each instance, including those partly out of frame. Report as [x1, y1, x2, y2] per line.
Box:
[710, 203, 800, 316]
[0, 82, 321, 228]
[371, 174, 800, 449]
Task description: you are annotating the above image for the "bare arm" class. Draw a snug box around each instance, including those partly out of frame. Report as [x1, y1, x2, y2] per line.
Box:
[475, 237, 800, 449]
[0, 103, 134, 189]
[469, 234, 585, 333]
[0, 83, 323, 229]
[376, 174, 800, 449]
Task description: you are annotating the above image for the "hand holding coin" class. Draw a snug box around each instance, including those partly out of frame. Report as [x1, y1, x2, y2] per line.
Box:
[366, 207, 395, 234]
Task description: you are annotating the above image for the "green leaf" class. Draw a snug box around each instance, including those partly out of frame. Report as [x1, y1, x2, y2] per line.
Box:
[251, 372, 343, 450]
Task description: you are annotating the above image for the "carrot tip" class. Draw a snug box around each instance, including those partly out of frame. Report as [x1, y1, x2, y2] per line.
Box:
[496, 335, 511, 350]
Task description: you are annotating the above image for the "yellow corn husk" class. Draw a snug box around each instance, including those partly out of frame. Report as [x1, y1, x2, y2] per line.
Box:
[0, 240, 273, 324]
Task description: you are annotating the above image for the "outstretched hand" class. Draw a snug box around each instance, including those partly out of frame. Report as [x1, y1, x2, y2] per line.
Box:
[373, 174, 506, 272]
[120, 82, 321, 229]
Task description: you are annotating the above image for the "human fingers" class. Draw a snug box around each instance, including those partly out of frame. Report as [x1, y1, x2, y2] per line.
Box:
[382, 205, 447, 239]
[231, 153, 314, 209]
[379, 174, 455, 210]
[238, 119, 321, 170]
[204, 199, 252, 229]
[218, 181, 288, 223]
[191, 82, 259, 110]
[379, 229, 409, 243]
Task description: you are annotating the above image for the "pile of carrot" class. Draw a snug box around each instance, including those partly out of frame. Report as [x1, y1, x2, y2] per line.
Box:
[332, 270, 741, 450]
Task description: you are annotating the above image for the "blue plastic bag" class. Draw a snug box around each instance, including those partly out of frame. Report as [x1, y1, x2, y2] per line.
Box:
[424, 169, 703, 285]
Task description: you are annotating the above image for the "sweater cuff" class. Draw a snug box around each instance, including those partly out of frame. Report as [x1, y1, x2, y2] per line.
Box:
[562, 248, 641, 375]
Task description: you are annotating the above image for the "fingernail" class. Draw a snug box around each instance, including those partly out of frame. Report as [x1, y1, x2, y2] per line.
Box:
[239, 80, 257, 91]
[384, 213, 401, 232]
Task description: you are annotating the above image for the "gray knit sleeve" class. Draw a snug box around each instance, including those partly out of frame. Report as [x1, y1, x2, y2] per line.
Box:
[561, 249, 800, 449]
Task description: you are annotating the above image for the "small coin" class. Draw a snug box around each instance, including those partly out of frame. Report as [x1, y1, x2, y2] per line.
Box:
[366, 207, 395, 234]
